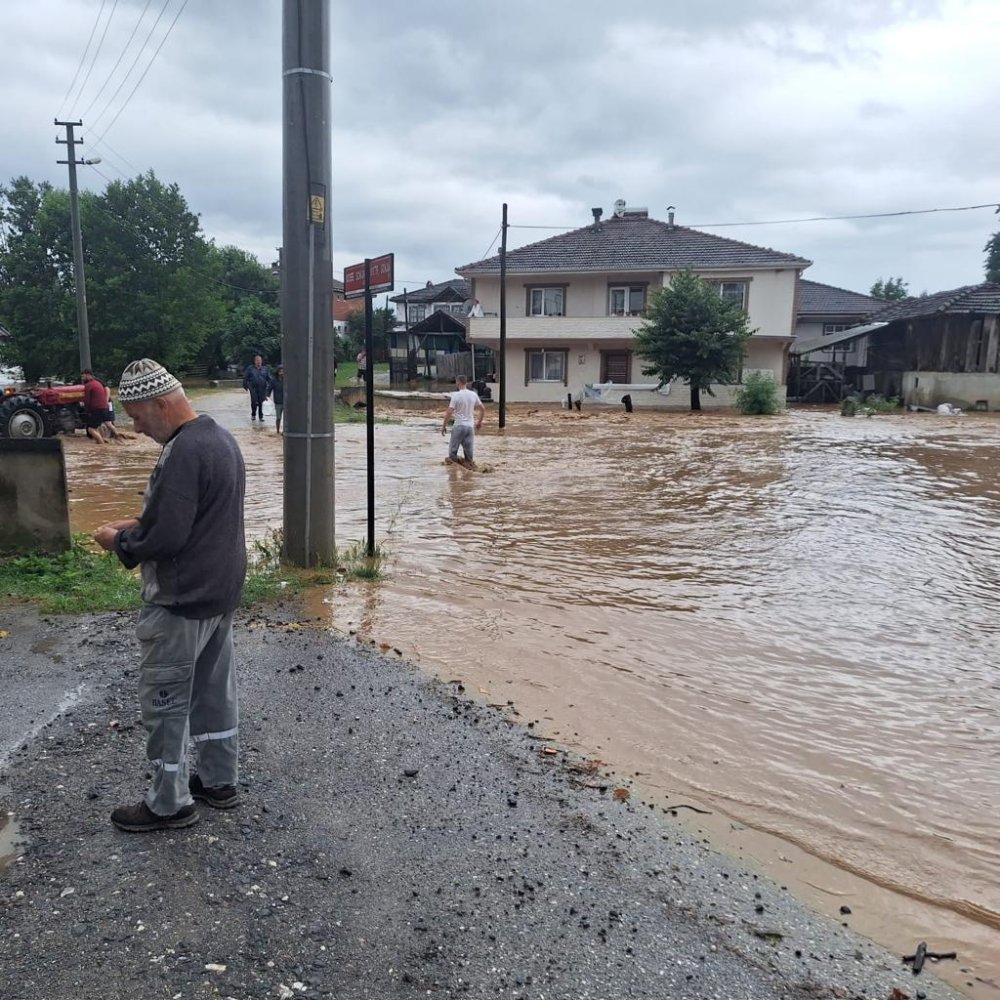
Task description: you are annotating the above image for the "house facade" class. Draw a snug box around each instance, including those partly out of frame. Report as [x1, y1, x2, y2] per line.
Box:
[795, 280, 880, 367]
[389, 279, 471, 327]
[456, 204, 811, 408]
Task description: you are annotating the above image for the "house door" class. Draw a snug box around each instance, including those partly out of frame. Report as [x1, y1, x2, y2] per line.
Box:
[600, 350, 631, 383]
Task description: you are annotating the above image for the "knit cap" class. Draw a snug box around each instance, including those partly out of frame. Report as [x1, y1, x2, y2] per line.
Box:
[117, 359, 182, 402]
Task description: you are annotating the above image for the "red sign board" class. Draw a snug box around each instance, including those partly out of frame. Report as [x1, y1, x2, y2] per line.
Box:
[344, 253, 394, 299]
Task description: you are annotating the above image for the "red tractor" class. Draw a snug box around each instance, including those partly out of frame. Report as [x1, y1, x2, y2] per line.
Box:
[0, 384, 87, 439]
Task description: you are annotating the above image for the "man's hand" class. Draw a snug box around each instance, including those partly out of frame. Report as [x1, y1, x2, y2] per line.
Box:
[441, 426, 447, 436]
[93, 525, 119, 552]
[94, 518, 139, 552]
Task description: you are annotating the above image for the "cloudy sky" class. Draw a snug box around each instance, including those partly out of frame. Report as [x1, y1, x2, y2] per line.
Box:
[3, 0, 998, 298]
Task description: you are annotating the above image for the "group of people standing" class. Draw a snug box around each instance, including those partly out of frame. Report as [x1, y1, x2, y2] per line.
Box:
[242, 355, 285, 433]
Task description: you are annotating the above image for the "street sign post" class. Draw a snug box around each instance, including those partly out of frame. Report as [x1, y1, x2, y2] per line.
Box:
[343, 253, 394, 556]
[344, 253, 393, 299]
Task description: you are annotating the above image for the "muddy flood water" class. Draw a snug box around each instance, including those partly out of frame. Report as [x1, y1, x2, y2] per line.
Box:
[62, 389, 999, 994]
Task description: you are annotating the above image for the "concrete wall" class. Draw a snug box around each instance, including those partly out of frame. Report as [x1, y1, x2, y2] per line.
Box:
[902, 371, 1000, 410]
[0, 439, 71, 553]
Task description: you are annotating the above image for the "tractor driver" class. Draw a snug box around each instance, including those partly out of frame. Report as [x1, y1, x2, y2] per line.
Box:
[81, 369, 108, 444]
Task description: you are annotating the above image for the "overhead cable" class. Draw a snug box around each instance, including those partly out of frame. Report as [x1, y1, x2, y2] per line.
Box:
[58, 0, 109, 116]
[80, 0, 156, 122]
[507, 203, 1000, 232]
[89, 0, 173, 133]
[92, 0, 188, 145]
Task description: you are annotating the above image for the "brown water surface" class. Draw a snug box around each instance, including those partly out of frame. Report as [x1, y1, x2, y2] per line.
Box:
[63, 391, 1000, 993]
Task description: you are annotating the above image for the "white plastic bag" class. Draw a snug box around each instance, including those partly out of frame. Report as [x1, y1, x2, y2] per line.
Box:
[262, 397, 275, 418]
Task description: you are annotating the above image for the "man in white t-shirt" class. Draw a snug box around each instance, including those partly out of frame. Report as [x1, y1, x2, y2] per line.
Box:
[441, 374, 485, 467]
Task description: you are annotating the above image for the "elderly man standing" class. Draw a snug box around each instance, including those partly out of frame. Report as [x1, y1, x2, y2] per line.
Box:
[94, 359, 246, 832]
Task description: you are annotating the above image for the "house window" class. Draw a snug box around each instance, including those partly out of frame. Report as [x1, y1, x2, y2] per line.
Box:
[823, 323, 850, 335]
[600, 351, 631, 384]
[718, 281, 748, 309]
[526, 349, 567, 384]
[527, 287, 565, 316]
[407, 305, 426, 324]
[609, 286, 645, 316]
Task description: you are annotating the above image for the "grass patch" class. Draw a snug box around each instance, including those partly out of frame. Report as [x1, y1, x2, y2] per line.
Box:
[335, 361, 389, 388]
[0, 528, 381, 615]
[0, 535, 141, 614]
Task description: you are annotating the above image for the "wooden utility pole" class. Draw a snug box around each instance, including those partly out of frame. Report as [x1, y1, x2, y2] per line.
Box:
[281, 0, 335, 567]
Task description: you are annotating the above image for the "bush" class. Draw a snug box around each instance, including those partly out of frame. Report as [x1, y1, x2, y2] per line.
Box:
[841, 394, 899, 417]
[735, 371, 782, 415]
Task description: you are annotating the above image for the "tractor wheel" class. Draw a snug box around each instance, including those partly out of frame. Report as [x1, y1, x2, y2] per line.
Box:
[0, 394, 51, 439]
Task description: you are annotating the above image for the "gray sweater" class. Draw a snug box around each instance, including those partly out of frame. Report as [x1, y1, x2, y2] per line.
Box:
[114, 416, 247, 619]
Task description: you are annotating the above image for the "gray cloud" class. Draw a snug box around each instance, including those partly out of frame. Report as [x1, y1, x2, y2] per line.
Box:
[2, 0, 995, 296]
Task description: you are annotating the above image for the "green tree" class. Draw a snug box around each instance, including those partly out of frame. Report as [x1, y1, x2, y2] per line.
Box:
[0, 177, 77, 380]
[984, 233, 1000, 283]
[80, 171, 225, 376]
[345, 305, 397, 360]
[869, 276, 909, 300]
[632, 270, 754, 411]
[0, 171, 234, 383]
[203, 245, 280, 370]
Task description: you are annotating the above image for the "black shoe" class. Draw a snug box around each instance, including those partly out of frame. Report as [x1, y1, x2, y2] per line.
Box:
[111, 801, 198, 832]
[190, 773, 241, 809]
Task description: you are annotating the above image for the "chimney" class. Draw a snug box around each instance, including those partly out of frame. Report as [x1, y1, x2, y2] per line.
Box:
[667, 205, 675, 227]
[591, 207, 603, 228]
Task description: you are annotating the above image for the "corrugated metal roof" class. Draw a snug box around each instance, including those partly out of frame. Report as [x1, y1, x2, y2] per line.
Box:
[456, 215, 812, 275]
[791, 321, 888, 356]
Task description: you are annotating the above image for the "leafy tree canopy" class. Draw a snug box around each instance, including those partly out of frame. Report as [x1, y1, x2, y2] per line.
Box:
[632, 270, 755, 411]
[0, 172, 276, 383]
[869, 276, 909, 301]
[344, 305, 397, 360]
[984, 232, 1000, 284]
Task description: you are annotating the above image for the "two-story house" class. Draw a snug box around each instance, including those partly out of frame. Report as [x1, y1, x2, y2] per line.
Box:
[456, 203, 812, 407]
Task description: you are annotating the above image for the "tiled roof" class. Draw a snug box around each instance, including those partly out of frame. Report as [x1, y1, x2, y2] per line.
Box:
[798, 280, 879, 317]
[390, 279, 470, 304]
[867, 283, 1000, 322]
[456, 215, 811, 275]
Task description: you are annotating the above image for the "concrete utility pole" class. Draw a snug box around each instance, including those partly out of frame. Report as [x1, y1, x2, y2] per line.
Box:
[281, 0, 335, 567]
[55, 119, 92, 373]
[499, 202, 508, 428]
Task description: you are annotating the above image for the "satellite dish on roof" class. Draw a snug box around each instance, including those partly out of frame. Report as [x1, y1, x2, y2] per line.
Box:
[613, 199, 626, 217]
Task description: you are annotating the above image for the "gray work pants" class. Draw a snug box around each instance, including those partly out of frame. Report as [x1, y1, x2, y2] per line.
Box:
[448, 424, 475, 461]
[135, 604, 239, 815]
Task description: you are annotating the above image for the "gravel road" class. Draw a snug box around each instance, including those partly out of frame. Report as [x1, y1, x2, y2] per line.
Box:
[0, 604, 961, 1000]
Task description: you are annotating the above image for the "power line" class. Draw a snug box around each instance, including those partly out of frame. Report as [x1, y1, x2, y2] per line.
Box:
[507, 202, 1000, 232]
[84, 134, 144, 178]
[478, 226, 502, 261]
[80, 0, 156, 121]
[89, 0, 172, 132]
[68, 0, 121, 116]
[58, 0, 108, 116]
[92, 0, 188, 145]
